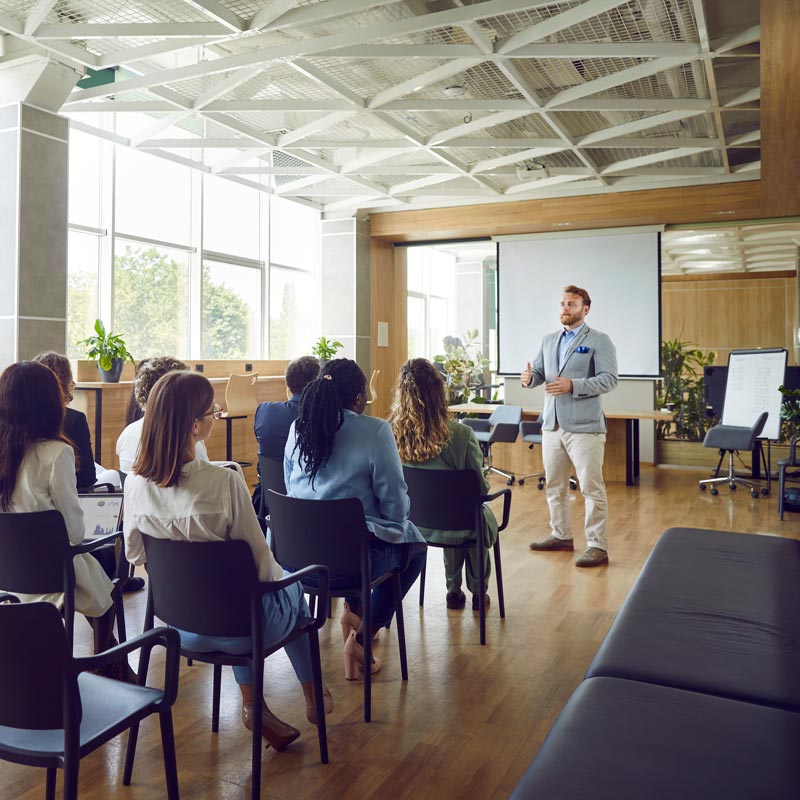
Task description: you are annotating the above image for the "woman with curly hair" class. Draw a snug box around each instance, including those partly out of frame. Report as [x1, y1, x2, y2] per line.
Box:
[390, 358, 498, 611]
[284, 358, 426, 680]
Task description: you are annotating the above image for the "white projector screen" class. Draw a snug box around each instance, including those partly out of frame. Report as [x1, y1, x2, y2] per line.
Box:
[497, 229, 661, 377]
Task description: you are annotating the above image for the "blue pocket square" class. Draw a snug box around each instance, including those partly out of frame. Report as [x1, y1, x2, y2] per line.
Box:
[575, 346, 590, 354]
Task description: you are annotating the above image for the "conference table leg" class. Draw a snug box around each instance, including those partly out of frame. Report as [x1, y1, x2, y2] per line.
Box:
[624, 419, 640, 486]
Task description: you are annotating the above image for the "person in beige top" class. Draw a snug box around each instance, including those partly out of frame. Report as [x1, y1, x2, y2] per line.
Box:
[123, 370, 332, 751]
[0, 362, 122, 671]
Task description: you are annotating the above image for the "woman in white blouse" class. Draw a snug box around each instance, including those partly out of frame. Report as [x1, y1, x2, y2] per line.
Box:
[0, 361, 118, 661]
[123, 370, 331, 751]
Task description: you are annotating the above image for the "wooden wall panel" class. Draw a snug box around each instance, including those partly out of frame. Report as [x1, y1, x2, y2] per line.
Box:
[661, 276, 797, 367]
[762, 0, 800, 217]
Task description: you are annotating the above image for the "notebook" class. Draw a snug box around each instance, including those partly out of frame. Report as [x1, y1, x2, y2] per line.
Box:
[78, 493, 124, 539]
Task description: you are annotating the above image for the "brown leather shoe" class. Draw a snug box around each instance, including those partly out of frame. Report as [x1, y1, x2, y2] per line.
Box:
[529, 535, 574, 551]
[575, 547, 609, 568]
[242, 702, 300, 751]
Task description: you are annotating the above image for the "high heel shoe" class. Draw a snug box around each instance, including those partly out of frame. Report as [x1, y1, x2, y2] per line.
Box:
[343, 629, 381, 681]
[340, 601, 362, 643]
[241, 701, 301, 751]
[305, 685, 334, 724]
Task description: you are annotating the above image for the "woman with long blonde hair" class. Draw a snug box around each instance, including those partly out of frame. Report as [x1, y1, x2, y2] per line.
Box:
[390, 358, 498, 611]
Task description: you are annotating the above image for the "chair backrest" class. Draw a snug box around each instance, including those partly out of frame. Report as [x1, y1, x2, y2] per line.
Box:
[142, 535, 257, 637]
[519, 420, 543, 441]
[488, 405, 523, 443]
[366, 369, 380, 405]
[258, 454, 286, 496]
[267, 492, 372, 577]
[0, 601, 76, 730]
[0, 510, 74, 597]
[403, 467, 482, 531]
[225, 373, 260, 417]
[752, 411, 768, 439]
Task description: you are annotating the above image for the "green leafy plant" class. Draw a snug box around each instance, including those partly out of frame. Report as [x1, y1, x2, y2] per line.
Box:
[656, 338, 716, 441]
[433, 329, 491, 404]
[77, 319, 135, 371]
[779, 386, 800, 442]
[311, 336, 343, 361]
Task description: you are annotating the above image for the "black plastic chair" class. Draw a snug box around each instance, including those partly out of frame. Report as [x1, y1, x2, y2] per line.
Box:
[462, 406, 523, 485]
[778, 435, 800, 519]
[267, 491, 409, 723]
[402, 467, 511, 645]
[125, 535, 330, 800]
[0, 509, 126, 647]
[0, 600, 180, 800]
[258, 454, 287, 518]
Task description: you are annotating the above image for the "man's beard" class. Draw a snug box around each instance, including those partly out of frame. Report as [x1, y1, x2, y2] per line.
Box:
[561, 311, 582, 326]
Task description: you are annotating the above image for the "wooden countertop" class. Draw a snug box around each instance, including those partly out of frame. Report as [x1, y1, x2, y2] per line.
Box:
[76, 375, 286, 389]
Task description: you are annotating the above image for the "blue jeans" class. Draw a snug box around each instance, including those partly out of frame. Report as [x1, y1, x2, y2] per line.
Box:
[177, 578, 313, 685]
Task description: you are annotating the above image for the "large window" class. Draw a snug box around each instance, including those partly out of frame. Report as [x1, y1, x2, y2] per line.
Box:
[66, 231, 101, 358]
[406, 247, 456, 360]
[203, 260, 262, 359]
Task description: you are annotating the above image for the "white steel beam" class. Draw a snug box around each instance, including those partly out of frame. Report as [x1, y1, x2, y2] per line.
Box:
[389, 174, 460, 195]
[180, 0, 246, 33]
[249, 0, 300, 33]
[202, 100, 355, 112]
[601, 146, 716, 174]
[192, 66, 263, 109]
[65, 101, 176, 113]
[504, 174, 590, 194]
[426, 110, 532, 146]
[588, 136, 721, 149]
[499, 0, 632, 54]
[576, 109, 707, 146]
[470, 146, 567, 174]
[714, 25, 761, 54]
[728, 129, 761, 146]
[130, 111, 190, 148]
[33, 23, 228, 38]
[23, 0, 60, 37]
[276, 111, 358, 146]
[554, 98, 712, 111]
[724, 87, 760, 107]
[288, 60, 365, 107]
[339, 149, 410, 174]
[99, 39, 218, 69]
[509, 42, 701, 59]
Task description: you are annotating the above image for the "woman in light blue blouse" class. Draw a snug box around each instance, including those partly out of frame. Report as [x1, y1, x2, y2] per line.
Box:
[284, 358, 426, 680]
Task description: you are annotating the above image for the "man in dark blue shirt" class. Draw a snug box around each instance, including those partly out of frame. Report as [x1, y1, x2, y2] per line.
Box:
[253, 355, 320, 514]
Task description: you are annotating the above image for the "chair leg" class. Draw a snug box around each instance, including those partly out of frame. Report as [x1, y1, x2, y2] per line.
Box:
[114, 589, 127, 645]
[393, 570, 408, 681]
[250, 658, 263, 800]
[779, 466, 786, 520]
[493, 539, 505, 619]
[418, 550, 427, 607]
[308, 593, 317, 617]
[308, 630, 329, 764]
[211, 664, 222, 733]
[477, 537, 486, 646]
[123, 639, 155, 785]
[159, 709, 180, 800]
[45, 767, 56, 800]
[62, 743, 79, 800]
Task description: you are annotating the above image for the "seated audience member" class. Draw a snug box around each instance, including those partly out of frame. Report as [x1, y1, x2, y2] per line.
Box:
[253, 355, 320, 512]
[116, 356, 209, 473]
[32, 351, 95, 490]
[0, 361, 129, 679]
[124, 358, 150, 426]
[390, 359, 498, 611]
[284, 358, 427, 679]
[124, 370, 332, 748]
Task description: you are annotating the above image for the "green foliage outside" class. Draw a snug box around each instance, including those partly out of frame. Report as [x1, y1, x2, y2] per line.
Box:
[433, 329, 491, 404]
[656, 338, 716, 441]
[779, 386, 800, 442]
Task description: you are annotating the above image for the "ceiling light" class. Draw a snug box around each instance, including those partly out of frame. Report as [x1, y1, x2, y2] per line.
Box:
[444, 85, 467, 98]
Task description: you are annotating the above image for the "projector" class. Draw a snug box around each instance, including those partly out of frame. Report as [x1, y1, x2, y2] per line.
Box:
[516, 165, 550, 181]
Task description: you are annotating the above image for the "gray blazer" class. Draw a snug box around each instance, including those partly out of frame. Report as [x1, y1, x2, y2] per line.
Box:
[527, 325, 619, 433]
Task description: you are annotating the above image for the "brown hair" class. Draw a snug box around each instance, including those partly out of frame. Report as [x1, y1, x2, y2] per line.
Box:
[133, 371, 214, 487]
[0, 362, 71, 510]
[285, 355, 320, 396]
[125, 358, 151, 425]
[134, 356, 188, 410]
[32, 351, 74, 404]
[563, 285, 591, 308]
[389, 358, 452, 463]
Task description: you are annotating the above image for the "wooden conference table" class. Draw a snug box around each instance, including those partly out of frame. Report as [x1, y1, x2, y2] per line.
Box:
[448, 403, 674, 486]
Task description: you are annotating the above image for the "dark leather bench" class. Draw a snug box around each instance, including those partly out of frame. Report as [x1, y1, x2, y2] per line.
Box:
[511, 676, 800, 800]
[511, 528, 800, 797]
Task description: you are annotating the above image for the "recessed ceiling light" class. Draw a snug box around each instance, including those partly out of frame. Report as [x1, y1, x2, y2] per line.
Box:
[444, 85, 466, 98]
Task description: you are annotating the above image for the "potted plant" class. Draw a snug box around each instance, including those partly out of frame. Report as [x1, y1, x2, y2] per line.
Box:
[433, 329, 491, 405]
[311, 335, 343, 366]
[77, 318, 135, 383]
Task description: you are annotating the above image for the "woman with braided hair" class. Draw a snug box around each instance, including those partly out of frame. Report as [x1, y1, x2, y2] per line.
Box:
[390, 358, 498, 611]
[284, 358, 426, 680]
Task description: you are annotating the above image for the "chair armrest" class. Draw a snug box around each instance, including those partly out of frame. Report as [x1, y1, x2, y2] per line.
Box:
[76, 627, 182, 705]
[72, 529, 122, 555]
[257, 565, 331, 631]
[481, 487, 512, 533]
[0, 593, 20, 604]
[791, 436, 800, 464]
[461, 418, 491, 433]
[520, 420, 543, 437]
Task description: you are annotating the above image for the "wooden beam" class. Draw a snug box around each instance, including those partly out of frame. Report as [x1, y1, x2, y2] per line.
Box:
[761, 0, 800, 216]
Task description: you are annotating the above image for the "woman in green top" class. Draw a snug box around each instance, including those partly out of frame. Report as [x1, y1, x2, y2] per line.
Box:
[390, 358, 498, 610]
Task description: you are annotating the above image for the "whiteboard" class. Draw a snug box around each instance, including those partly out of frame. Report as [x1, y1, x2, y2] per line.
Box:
[722, 349, 787, 441]
[496, 230, 660, 377]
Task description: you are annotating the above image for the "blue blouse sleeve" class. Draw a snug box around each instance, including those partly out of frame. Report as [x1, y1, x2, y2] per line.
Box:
[369, 421, 410, 523]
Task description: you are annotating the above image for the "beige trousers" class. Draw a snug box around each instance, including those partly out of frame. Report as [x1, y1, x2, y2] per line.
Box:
[541, 428, 608, 551]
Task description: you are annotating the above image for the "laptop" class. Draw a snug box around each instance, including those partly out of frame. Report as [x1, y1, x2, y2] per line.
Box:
[78, 493, 124, 539]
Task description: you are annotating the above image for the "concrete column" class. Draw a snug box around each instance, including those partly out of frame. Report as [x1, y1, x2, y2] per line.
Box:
[320, 216, 372, 374]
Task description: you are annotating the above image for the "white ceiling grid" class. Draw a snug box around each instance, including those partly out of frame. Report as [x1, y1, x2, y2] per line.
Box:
[0, 0, 760, 219]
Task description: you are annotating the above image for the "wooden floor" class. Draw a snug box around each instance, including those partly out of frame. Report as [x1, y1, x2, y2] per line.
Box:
[6, 466, 800, 800]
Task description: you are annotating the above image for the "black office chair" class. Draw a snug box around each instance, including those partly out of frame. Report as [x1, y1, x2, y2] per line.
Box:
[0, 509, 126, 647]
[124, 536, 330, 800]
[517, 421, 578, 490]
[699, 411, 769, 498]
[462, 405, 523, 485]
[267, 491, 409, 723]
[403, 467, 511, 645]
[258, 454, 287, 518]
[0, 600, 180, 800]
[778, 435, 800, 519]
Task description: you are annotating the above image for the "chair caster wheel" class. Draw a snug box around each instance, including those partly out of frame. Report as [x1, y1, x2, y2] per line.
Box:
[518, 479, 525, 486]
[537, 484, 544, 490]
[729, 483, 736, 491]
[507, 478, 515, 486]
[761, 488, 770, 496]
[751, 489, 759, 498]
[710, 488, 718, 496]
[699, 484, 707, 491]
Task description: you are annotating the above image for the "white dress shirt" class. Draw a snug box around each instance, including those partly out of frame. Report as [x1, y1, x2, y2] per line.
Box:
[124, 459, 282, 583]
[6, 440, 113, 617]
[117, 417, 209, 473]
